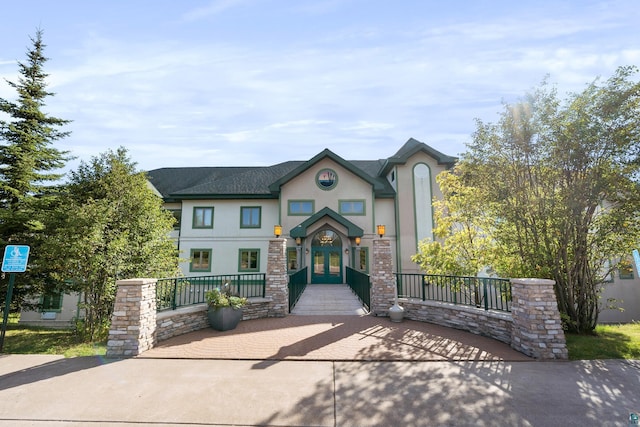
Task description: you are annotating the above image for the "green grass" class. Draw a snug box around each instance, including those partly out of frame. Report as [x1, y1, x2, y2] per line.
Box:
[565, 322, 640, 360]
[1, 323, 106, 357]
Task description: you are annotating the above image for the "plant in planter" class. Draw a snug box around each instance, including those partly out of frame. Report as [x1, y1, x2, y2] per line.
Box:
[205, 283, 247, 331]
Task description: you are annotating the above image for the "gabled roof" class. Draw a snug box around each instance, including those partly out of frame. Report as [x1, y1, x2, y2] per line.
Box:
[381, 138, 457, 174]
[289, 207, 364, 238]
[267, 148, 388, 195]
[147, 162, 303, 200]
[146, 138, 454, 201]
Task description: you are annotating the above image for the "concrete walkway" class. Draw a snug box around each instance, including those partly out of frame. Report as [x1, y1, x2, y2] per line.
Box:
[0, 355, 639, 426]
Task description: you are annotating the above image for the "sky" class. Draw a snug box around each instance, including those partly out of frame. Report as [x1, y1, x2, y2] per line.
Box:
[1, 0, 638, 173]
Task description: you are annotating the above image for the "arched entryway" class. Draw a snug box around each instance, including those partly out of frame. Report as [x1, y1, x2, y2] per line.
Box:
[311, 229, 343, 284]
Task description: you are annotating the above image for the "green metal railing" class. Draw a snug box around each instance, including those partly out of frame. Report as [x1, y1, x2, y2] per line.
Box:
[156, 273, 266, 311]
[288, 267, 308, 312]
[395, 273, 512, 312]
[345, 267, 370, 310]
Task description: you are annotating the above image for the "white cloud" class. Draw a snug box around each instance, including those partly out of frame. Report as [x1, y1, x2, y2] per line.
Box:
[3, 0, 636, 172]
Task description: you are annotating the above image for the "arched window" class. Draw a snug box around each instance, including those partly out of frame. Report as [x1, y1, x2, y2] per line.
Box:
[312, 230, 342, 247]
[413, 163, 433, 242]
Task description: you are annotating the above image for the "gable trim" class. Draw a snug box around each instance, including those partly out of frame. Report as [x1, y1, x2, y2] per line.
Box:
[289, 207, 364, 238]
[269, 149, 385, 195]
[381, 138, 457, 175]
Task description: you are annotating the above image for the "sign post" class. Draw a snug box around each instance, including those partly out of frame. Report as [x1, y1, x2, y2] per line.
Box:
[1, 245, 30, 352]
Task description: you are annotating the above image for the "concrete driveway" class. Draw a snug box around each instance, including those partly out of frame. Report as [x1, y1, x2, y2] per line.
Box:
[1, 315, 639, 426]
[0, 355, 639, 426]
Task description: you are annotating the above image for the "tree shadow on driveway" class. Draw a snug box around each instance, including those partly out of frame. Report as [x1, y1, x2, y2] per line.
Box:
[140, 314, 531, 365]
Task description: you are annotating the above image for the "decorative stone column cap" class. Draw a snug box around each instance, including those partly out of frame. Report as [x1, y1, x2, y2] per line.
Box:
[510, 278, 556, 286]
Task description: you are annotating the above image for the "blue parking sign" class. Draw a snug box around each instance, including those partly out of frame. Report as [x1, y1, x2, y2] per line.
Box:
[1, 245, 30, 273]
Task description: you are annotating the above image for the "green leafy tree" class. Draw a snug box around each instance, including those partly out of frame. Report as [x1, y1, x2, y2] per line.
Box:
[0, 29, 71, 310]
[412, 167, 497, 277]
[42, 148, 179, 341]
[415, 67, 640, 334]
[411, 164, 502, 307]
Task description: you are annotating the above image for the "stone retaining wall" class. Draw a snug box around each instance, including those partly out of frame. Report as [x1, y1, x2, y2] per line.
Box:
[399, 298, 513, 344]
[155, 297, 273, 342]
[156, 304, 208, 342]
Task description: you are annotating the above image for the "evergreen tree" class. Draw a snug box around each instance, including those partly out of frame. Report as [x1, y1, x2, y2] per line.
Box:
[0, 29, 71, 311]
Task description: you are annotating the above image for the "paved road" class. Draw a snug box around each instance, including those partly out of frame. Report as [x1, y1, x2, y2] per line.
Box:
[1, 355, 639, 426]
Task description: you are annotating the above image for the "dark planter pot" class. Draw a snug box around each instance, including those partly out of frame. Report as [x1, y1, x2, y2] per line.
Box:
[207, 306, 243, 331]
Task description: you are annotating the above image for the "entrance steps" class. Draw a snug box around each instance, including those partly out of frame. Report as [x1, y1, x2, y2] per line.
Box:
[291, 284, 368, 315]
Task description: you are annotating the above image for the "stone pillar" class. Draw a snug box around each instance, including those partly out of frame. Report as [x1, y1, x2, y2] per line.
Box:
[266, 238, 288, 317]
[370, 239, 397, 316]
[510, 278, 568, 360]
[106, 278, 157, 358]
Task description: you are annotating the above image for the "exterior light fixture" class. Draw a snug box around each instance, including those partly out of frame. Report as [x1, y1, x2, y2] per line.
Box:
[345, 248, 349, 255]
[274, 225, 282, 238]
[295, 237, 302, 246]
[377, 224, 386, 238]
[355, 236, 361, 246]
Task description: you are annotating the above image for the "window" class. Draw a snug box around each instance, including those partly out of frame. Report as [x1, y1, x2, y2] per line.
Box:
[287, 248, 298, 271]
[190, 249, 212, 272]
[239, 249, 260, 272]
[192, 207, 214, 228]
[169, 209, 182, 230]
[41, 291, 63, 312]
[288, 200, 314, 215]
[240, 206, 261, 228]
[339, 200, 365, 215]
[353, 247, 368, 273]
[619, 258, 635, 280]
[316, 168, 338, 190]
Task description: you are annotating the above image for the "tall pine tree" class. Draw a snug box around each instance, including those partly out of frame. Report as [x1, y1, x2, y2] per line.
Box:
[0, 29, 71, 241]
[0, 29, 71, 311]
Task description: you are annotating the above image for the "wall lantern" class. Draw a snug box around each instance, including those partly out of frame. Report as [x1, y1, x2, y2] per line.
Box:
[295, 237, 302, 246]
[355, 236, 361, 246]
[377, 224, 386, 238]
[345, 248, 349, 255]
[274, 225, 282, 238]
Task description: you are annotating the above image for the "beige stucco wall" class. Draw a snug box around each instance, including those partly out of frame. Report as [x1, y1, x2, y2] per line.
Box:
[19, 292, 83, 328]
[599, 274, 640, 323]
[391, 151, 448, 273]
[281, 159, 368, 269]
[178, 199, 279, 275]
[278, 157, 397, 274]
[170, 151, 448, 279]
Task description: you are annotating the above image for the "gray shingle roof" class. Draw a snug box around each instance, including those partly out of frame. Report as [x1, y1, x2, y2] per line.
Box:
[146, 139, 453, 200]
